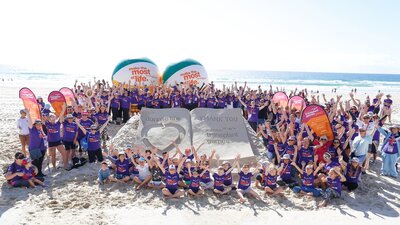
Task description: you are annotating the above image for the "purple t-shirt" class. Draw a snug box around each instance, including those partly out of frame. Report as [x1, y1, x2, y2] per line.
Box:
[29, 127, 45, 151]
[264, 173, 277, 189]
[78, 119, 93, 139]
[224, 168, 233, 186]
[280, 163, 292, 181]
[182, 167, 195, 181]
[324, 161, 340, 172]
[165, 171, 179, 190]
[238, 171, 253, 190]
[7, 162, 24, 183]
[189, 176, 201, 191]
[87, 131, 101, 151]
[382, 135, 399, 154]
[46, 121, 61, 142]
[247, 106, 259, 122]
[115, 159, 130, 175]
[110, 96, 121, 108]
[95, 112, 109, 125]
[200, 169, 211, 183]
[161, 98, 171, 108]
[327, 147, 340, 163]
[22, 166, 35, 180]
[327, 176, 342, 194]
[298, 147, 314, 165]
[213, 173, 225, 191]
[345, 164, 362, 183]
[302, 172, 315, 187]
[207, 97, 216, 108]
[217, 97, 226, 108]
[120, 96, 131, 109]
[284, 144, 296, 160]
[198, 97, 207, 108]
[63, 121, 78, 142]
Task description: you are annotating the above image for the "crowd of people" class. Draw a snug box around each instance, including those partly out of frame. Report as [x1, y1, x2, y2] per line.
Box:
[6, 79, 400, 207]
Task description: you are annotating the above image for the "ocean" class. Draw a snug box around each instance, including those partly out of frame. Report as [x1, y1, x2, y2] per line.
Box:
[1, 70, 400, 95]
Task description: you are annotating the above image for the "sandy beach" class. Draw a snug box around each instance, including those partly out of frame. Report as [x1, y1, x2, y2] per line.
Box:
[0, 77, 399, 225]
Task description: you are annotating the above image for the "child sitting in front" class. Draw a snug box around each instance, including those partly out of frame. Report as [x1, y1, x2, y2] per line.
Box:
[292, 162, 323, 197]
[23, 158, 45, 188]
[98, 161, 111, 185]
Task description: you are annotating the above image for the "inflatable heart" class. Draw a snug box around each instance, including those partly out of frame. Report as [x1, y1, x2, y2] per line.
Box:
[141, 123, 186, 151]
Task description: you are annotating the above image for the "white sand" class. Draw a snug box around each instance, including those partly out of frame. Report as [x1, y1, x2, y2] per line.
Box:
[0, 80, 399, 225]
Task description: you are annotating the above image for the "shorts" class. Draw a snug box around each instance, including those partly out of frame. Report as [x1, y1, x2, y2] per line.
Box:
[115, 174, 128, 180]
[238, 187, 252, 193]
[168, 188, 178, 195]
[184, 180, 190, 186]
[149, 180, 164, 187]
[190, 187, 200, 193]
[265, 184, 277, 190]
[19, 135, 30, 146]
[256, 174, 263, 183]
[130, 173, 139, 179]
[214, 186, 224, 192]
[48, 140, 62, 147]
[257, 118, 266, 125]
[63, 141, 76, 150]
[368, 141, 379, 154]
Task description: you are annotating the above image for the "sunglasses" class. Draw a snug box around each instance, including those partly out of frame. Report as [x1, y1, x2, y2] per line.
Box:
[333, 141, 340, 144]
[321, 138, 327, 141]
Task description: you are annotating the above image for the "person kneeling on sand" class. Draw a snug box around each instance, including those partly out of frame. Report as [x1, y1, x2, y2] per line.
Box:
[156, 158, 185, 199]
[98, 161, 111, 185]
[319, 167, 346, 207]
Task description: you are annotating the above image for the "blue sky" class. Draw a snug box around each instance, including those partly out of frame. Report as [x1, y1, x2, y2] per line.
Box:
[0, 0, 399, 75]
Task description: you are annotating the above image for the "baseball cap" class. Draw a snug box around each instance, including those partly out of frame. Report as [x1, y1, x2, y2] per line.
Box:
[90, 124, 97, 129]
[66, 114, 74, 119]
[118, 151, 125, 156]
[20, 109, 26, 114]
[139, 157, 146, 162]
[33, 119, 42, 125]
[82, 112, 89, 116]
[15, 152, 25, 160]
[169, 165, 176, 170]
[282, 154, 291, 160]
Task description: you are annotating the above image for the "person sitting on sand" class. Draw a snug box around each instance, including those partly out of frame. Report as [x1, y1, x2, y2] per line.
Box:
[6, 153, 32, 188]
[132, 157, 152, 190]
[340, 156, 369, 191]
[179, 159, 195, 188]
[22, 158, 45, 188]
[156, 159, 185, 199]
[213, 166, 232, 196]
[277, 154, 297, 188]
[98, 161, 111, 185]
[186, 163, 205, 197]
[292, 162, 323, 197]
[110, 151, 131, 183]
[199, 161, 214, 190]
[234, 155, 265, 203]
[263, 165, 284, 197]
[148, 155, 165, 189]
[319, 167, 346, 207]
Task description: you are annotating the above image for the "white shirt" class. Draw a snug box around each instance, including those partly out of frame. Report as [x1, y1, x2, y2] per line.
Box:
[17, 117, 29, 135]
[137, 164, 150, 180]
